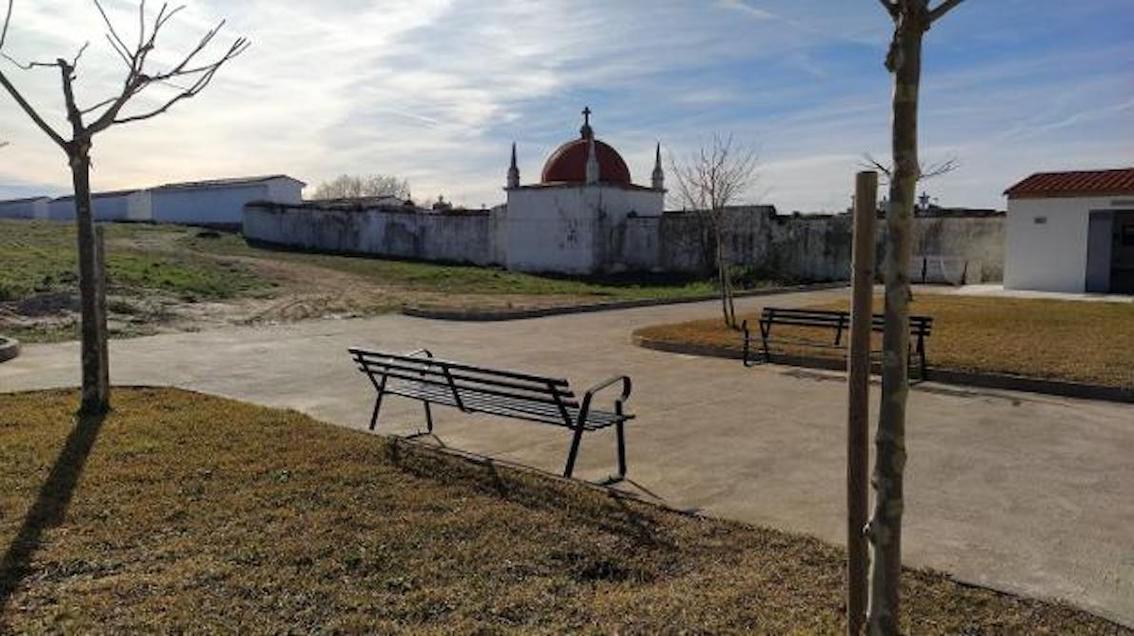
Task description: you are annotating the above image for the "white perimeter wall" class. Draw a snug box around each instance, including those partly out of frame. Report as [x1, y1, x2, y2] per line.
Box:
[244, 204, 495, 265]
[1004, 196, 1117, 292]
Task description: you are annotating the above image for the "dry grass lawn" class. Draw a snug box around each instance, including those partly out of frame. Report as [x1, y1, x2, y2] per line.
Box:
[635, 293, 1134, 389]
[0, 388, 1127, 633]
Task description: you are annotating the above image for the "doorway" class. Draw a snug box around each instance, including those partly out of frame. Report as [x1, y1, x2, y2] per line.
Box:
[1085, 211, 1113, 293]
[1110, 210, 1134, 294]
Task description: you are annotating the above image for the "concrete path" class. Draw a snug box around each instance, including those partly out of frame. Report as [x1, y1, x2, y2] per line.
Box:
[2, 289, 1132, 626]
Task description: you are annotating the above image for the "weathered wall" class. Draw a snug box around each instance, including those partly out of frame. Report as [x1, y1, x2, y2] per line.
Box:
[244, 203, 495, 265]
[245, 202, 1005, 282]
[613, 208, 1004, 282]
[504, 184, 665, 274]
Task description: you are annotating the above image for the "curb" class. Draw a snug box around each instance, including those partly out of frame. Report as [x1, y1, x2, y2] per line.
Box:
[632, 335, 1134, 405]
[0, 336, 20, 364]
[402, 282, 848, 322]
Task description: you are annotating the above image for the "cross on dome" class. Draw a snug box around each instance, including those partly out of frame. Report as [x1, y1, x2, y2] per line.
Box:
[580, 106, 594, 139]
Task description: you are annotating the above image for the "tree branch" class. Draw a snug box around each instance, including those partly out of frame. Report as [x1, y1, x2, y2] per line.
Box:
[919, 157, 959, 181]
[0, 69, 67, 148]
[877, 0, 899, 19]
[85, 3, 248, 134]
[929, 0, 966, 22]
[0, 0, 12, 51]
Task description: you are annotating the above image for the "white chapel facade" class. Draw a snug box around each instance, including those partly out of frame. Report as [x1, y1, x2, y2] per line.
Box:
[502, 107, 665, 274]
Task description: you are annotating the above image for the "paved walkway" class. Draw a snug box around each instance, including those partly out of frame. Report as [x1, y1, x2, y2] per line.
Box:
[2, 289, 1132, 626]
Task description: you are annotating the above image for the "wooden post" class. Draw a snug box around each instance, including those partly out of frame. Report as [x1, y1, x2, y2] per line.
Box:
[90, 225, 110, 411]
[847, 170, 877, 635]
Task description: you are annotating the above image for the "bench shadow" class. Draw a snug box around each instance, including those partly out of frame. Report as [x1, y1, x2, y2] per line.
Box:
[383, 437, 674, 549]
[0, 410, 107, 613]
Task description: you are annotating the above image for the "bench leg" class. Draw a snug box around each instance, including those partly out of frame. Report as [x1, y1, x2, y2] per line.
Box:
[368, 392, 385, 431]
[564, 424, 586, 479]
[615, 421, 627, 479]
[760, 321, 772, 363]
[367, 372, 389, 431]
[423, 401, 434, 433]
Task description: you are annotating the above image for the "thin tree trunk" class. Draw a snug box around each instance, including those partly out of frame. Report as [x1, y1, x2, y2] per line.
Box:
[70, 149, 110, 414]
[713, 223, 734, 328]
[867, 7, 923, 634]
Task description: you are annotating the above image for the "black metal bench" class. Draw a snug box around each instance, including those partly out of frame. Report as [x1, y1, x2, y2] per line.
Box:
[741, 307, 934, 379]
[348, 347, 633, 479]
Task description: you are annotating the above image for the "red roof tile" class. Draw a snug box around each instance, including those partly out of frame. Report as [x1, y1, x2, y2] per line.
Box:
[1004, 168, 1134, 199]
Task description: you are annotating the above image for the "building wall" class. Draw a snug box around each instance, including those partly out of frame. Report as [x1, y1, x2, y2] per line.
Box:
[47, 198, 75, 221]
[266, 178, 305, 204]
[152, 184, 269, 225]
[1004, 196, 1120, 292]
[504, 185, 664, 274]
[43, 191, 151, 222]
[247, 201, 1004, 283]
[0, 198, 49, 220]
[244, 203, 495, 265]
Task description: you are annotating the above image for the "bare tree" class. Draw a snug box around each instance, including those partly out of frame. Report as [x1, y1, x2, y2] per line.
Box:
[311, 174, 411, 201]
[0, 1, 247, 414]
[867, 1, 967, 633]
[861, 154, 958, 184]
[670, 134, 759, 328]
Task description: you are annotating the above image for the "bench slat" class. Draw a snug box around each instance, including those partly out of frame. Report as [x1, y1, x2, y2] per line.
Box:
[356, 365, 582, 409]
[385, 379, 626, 430]
[353, 357, 577, 403]
[349, 347, 570, 387]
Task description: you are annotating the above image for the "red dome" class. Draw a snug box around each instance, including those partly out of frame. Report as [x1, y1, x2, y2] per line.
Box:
[541, 138, 632, 185]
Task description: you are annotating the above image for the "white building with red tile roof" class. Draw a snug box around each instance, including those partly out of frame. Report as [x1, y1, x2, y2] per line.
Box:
[1004, 168, 1134, 293]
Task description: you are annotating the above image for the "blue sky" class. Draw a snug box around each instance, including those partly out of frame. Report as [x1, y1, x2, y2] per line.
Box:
[1, 0, 1131, 212]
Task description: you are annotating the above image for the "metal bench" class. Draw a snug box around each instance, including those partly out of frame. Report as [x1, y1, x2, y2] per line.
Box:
[348, 347, 633, 479]
[741, 307, 934, 379]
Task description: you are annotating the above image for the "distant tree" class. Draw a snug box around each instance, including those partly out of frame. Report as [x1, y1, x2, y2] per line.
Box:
[0, 0, 248, 414]
[311, 174, 411, 201]
[865, 1, 967, 633]
[670, 134, 759, 329]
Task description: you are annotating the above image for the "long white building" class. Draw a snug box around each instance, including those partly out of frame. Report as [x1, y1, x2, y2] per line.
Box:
[0, 174, 304, 227]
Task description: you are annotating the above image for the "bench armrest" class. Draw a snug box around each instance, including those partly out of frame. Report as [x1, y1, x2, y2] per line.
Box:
[405, 348, 433, 358]
[576, 375, 632, 426]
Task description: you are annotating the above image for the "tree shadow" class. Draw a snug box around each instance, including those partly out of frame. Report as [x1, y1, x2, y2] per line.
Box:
[0, 410, 107, 613]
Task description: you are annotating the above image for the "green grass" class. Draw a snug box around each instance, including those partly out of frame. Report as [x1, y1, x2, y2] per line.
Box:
[3, 219, 769, 305]
[0, 221, 268, 302]
[634, 293, 1134, 389]
[0, 387, 1124, 633]
[180, 231, 744, 301]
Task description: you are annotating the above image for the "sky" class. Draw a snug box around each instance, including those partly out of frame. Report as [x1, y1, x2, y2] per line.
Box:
[0, 0, 1131, 212]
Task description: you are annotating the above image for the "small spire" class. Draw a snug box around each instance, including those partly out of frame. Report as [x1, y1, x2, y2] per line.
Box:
[579, 106, 594, 139]
[651, 141, 665, 191]
[585, 136, 600, 184]
[506, 142, 520, 189]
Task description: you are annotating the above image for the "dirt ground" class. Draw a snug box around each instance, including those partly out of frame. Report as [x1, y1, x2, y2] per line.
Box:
[0, 226, 599, 342]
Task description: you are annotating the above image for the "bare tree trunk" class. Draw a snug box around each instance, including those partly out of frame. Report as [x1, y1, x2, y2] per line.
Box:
[69, 147, 110, 414]
[712, 220, 737, 328]
[867, 8, 924, 634]
[722, 236, 737, 328]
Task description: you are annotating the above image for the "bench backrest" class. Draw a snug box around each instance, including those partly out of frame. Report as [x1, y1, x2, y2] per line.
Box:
[349, 348, 578, 410]
[761, 307, 933, 336]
